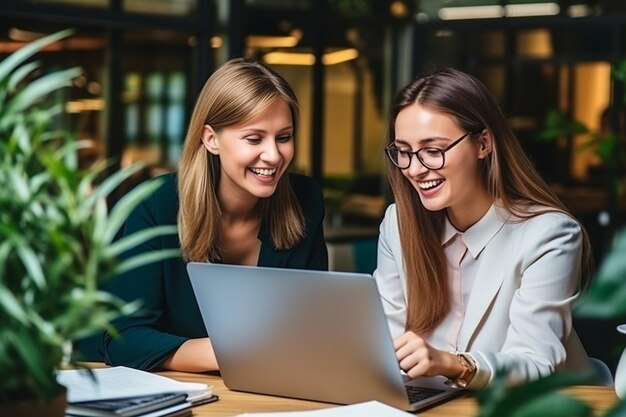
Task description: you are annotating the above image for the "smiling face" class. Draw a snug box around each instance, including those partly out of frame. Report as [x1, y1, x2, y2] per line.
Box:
[202, 97, 295, 206]
[393, 103, 493, 230]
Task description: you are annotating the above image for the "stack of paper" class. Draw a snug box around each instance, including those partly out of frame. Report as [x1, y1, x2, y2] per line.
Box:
[57, 366, 217, 417]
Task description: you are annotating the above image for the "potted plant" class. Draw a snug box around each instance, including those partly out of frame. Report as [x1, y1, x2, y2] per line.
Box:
[0, 29, 178, 416]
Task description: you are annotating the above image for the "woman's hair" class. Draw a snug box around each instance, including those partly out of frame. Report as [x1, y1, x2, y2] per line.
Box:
[177, 58, 305, 262]
[385, 67, 593, 335]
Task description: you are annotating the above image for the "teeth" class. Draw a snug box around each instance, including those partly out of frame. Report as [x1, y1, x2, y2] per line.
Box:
[250, 168, 277, 176]
[418, 179, 444, 190]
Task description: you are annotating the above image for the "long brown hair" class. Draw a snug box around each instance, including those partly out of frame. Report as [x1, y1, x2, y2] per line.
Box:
[177, 58, 305, 262]
[385, 67, 593, 335]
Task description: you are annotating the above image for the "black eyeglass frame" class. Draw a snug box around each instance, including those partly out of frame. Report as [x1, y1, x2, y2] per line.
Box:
[385, 131, 473, 170]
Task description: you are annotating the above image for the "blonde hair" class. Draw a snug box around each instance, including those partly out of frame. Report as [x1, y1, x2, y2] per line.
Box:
[386, 67, 593, 335]
[177, 58, 305, 262]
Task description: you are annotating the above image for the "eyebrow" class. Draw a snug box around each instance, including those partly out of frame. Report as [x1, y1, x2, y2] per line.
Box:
[393, 136, 450, 147]
[240, 126, 294, 134]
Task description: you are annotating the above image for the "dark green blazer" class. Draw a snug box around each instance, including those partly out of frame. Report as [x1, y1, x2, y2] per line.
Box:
[100, 172, 328, 370]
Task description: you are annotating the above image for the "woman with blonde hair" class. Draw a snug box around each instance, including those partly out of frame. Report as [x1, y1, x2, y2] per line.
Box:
[375, 67, 594, 389]
[102, 58, 328, 372]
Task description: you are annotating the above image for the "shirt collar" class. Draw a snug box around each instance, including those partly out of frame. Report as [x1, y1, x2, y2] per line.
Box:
[441, 204, 510, 259]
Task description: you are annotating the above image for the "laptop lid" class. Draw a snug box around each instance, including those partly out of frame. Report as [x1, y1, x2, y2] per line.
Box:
[187, 263, 461, 411]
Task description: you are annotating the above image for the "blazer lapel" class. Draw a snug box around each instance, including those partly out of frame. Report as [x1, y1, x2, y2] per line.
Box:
[457, 251, 507, 350]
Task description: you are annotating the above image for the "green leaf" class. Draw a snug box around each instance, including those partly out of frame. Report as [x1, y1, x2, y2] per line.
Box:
[105, 225, 178, 257]
[103, 176, 163, 243]
[16, 244, 46, 289]
[0, 28, 175, 402]
[1, 67, 82, 130]
[576, 228, 626, 318]
[11, 329, 57, 398]
[536, 109, 589, 142]
[0, 28, 74, 83]
[0, 287, 30, 325]
[81, 162, 145, 218]
[114, 248, 181, 276]
[8, 60, 40, 92]
[476, 370, 595, 417]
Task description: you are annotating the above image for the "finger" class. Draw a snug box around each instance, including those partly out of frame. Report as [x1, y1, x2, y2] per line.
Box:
[393, 333, 411, 350]
[398, 351, 422, 372]
[406, 359, 431, 379]
[393, 331, 421, 350]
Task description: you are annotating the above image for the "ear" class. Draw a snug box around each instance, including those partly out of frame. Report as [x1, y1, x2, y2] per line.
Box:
[201, 124, 219, 155]
[477, 129, 493, 160]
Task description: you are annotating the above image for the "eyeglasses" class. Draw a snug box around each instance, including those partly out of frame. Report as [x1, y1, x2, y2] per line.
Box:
[385, 131, 472, 170]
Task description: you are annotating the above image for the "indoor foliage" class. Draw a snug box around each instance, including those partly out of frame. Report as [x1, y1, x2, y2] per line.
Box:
[0, 29, 178, 403]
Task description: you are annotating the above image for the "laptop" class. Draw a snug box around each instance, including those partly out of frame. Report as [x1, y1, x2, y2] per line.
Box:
[187, 263, 463, 411]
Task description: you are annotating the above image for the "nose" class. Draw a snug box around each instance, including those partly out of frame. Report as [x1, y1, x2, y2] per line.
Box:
[406, 153, 428, 177]
[260, 139, 280, 164]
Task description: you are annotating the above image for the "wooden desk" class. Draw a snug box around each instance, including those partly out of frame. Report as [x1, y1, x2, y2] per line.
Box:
[160, 370, 620, 417]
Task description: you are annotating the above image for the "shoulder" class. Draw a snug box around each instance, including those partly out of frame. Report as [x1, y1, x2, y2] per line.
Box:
[288, 173, 324, 212]
[379, 203, 399, 237]
[128, 172, 179, 225]
[150, 172, 178, 200]
[516, 209, 580, 233]
[289, 173, 322, 194]
[506, 209, 582, 249]
[381, 203, 398, 226]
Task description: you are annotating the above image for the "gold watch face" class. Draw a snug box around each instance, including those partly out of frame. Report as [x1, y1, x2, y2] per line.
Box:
[458, 353, 473, 369]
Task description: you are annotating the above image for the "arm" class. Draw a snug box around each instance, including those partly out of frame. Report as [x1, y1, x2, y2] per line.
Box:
[102, 177, 216, 371]
[306, 183, 328, 270]
[372, 204, 409, 340]
[307, 222, 329, 271]
[292, 173, 328, 271]
[161, 339, 218, 372]
[391, 213, 585, 388]
[467, 214, 584, 388]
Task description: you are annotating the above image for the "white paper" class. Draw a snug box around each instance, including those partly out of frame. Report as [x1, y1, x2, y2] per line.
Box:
[236, 401, 415, 417]
[56, 366, 210, 403]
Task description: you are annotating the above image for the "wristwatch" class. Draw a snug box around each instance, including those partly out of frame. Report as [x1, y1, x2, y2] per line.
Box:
[446, 352, 477, 389]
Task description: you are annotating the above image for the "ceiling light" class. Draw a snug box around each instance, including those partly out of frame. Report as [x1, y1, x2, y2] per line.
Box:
[439, 2, 559, 20]
[211, 36, 223, 48]
[263, 48, 359, 66]
[439, 5, 503, 20]
[322, 48, 359, 65]
[247, 29, 302, 48]
[568, 5, 591, 17]
[263, 52, 315, 66]
[505, 3, 559, 17]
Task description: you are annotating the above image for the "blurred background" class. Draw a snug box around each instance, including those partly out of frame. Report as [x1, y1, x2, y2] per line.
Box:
[1, 0, 625, 370]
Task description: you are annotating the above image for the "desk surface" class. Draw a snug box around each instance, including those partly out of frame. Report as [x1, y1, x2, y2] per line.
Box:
[160, 370, 620, 417]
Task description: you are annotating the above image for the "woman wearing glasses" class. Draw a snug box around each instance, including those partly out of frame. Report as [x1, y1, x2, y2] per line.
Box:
[375, 67, 594, 389]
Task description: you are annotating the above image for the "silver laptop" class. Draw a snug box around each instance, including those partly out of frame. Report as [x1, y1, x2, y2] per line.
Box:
[187, 263, 463, 411]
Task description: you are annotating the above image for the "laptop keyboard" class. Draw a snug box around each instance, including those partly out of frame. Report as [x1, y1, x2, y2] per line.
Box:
[405, 385, 445, 403]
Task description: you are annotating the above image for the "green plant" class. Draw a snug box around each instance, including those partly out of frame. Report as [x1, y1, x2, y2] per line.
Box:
[576, 228, 626, 319]
[0, 29, 179, 403]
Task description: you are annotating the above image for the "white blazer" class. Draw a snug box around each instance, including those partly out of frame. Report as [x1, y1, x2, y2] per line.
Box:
[373, 204, 593, 388]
